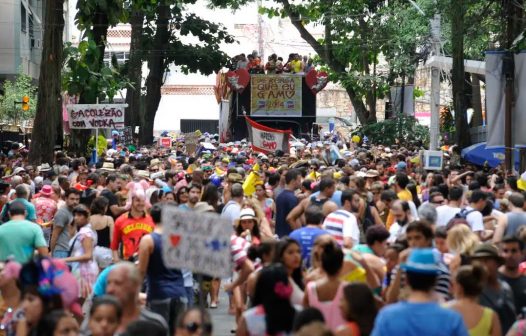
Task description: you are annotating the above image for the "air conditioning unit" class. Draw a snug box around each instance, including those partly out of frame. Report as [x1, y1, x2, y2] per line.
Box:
[31, 39, 41, 49]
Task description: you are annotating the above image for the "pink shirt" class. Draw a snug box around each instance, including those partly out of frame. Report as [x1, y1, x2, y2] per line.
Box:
[34, 196, 58, 225]
[307, 281, 346, 331]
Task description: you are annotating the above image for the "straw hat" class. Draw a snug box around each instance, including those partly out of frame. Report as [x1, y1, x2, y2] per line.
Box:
[234, 208, 259, 226]
[100, 162, 115, 172]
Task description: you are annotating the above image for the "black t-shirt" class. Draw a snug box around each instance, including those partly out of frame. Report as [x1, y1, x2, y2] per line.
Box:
[500, 273, 526, 314]
[100, 189, 119, 218]
[80, 188, 98, 209]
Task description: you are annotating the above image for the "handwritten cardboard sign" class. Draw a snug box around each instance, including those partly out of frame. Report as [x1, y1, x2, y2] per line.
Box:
[162, 205, 233, 278]
[182, 132, 200, 155]
[67, 104, 127, 129]
[250, 75, 302, 116]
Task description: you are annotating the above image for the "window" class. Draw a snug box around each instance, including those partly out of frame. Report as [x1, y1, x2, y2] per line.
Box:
[20, 4, 27, 33]
[28, 14, 34, 38]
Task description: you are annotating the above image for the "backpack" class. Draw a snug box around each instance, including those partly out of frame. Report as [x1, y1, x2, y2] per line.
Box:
[310, 195, 329, 207]
[446, 208, 476, 231]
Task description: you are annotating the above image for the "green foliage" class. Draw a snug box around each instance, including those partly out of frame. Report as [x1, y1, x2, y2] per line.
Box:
[0, 69, 38, 122]
[62, 41, 132, 102]
[355, 114, 430, 147]
[75, 0, 128, 35]
[87, 134, 108, 155]
[140, 1, 235, 77]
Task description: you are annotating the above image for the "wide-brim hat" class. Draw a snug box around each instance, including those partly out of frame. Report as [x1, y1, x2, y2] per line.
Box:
[136, 170, 152, 180]
[38, 163, 52, 172]
[471, 243, 504, 264]
[234, 208, 259, 226]
[194, 202, 215, 213]
[365, 169, 379, 178]
[40, 185, 53, 197]
[101, 162, 115, 172]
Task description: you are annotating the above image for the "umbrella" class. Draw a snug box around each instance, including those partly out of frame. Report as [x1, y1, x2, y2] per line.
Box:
[461, 142, 519, 169]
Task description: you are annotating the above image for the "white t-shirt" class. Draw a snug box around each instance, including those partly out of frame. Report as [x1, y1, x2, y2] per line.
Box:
[323, 209, 360, 246]
[388, 222, 406, 244]
[465, 206, 484, 232]
[436, 205, 462, 227]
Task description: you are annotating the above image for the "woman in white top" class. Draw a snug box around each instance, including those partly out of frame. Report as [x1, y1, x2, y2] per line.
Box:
[273, 238, 304, 306]
[62, 204, 99, 302]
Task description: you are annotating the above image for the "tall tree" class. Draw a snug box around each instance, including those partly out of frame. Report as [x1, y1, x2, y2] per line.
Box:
[124, 3, 145, 130]
[141, 1, 170, 144]
[138, 1, 234, 144]
[451, 0, 470, 149]
[29, 0, 64, 164]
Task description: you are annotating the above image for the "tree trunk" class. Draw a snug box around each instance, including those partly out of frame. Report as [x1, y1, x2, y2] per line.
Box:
[29, 0, 64, 164]
[125, 9, 144, 129]
[141, 2, 170, 145]
[451, 0, 470, 149]
[471, 74, 483, 127]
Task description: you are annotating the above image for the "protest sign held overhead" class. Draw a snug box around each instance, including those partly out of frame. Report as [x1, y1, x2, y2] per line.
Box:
[67, 104, 127, 129]
[245, 116, 290, 154]
[161, 204, 233, 278]
[250, 74, 302, 117]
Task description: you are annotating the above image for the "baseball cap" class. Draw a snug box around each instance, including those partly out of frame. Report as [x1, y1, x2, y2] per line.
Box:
[396, 162, 407, 170]
[401, 248, 441, 275]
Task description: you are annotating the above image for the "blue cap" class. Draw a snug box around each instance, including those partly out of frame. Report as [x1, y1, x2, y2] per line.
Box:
[401, 248, 440, 275]
[396, 162, 407, 170]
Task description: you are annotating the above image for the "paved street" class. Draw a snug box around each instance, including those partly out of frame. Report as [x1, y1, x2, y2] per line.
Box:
[210, 291, 234, 336]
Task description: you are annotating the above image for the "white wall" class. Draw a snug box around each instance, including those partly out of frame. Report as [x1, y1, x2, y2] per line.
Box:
[154, 94, 219, 132]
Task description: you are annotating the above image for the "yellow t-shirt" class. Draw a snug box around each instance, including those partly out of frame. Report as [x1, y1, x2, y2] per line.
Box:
[397, 189, 413, 202]
[290, 60, 303, 73]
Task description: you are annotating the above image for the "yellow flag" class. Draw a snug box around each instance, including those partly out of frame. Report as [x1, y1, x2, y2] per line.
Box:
[242, 164, 260, 196]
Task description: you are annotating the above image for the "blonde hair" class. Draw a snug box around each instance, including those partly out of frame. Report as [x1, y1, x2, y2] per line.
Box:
[446, 225, 480, 255]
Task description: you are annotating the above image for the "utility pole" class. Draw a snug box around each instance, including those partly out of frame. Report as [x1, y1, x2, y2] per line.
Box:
[429, 14, 441, 150]
[257, 0, 264, 59]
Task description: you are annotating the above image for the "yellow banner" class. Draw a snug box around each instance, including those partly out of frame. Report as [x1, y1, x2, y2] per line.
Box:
[250, 75, 302, 116]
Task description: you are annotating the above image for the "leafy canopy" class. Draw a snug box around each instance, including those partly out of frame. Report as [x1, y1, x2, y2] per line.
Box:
[0, 69, 38, 122]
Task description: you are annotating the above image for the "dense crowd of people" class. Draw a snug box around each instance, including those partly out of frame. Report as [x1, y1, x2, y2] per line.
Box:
[0, 134, 526, 336]
[230, 51, 313, 74]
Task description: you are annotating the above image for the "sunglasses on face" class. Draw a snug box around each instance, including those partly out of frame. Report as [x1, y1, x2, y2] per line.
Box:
[185, 322, 212, 334]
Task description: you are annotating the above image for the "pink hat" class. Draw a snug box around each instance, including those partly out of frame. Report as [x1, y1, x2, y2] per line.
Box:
[40, 259, 82, 316]
[40, 185, 53, 197]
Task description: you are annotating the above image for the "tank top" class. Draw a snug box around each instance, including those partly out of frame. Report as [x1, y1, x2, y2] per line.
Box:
[307, 281, 346, 331]
[146, 232, 186, 301]
[469, 307, 493, 336]
[96, 222, 111, 248]
[504, 212, 526, 237]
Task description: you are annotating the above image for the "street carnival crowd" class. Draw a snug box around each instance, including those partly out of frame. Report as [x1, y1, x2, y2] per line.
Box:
[2, 132, 526, 336]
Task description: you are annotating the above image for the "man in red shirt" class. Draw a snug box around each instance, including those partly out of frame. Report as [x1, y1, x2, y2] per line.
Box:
[111, 193, 154, 262]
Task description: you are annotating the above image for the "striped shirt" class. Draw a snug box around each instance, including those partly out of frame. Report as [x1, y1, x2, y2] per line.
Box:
[231, 235, 250, 270]
[323, 210, 360, 247]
